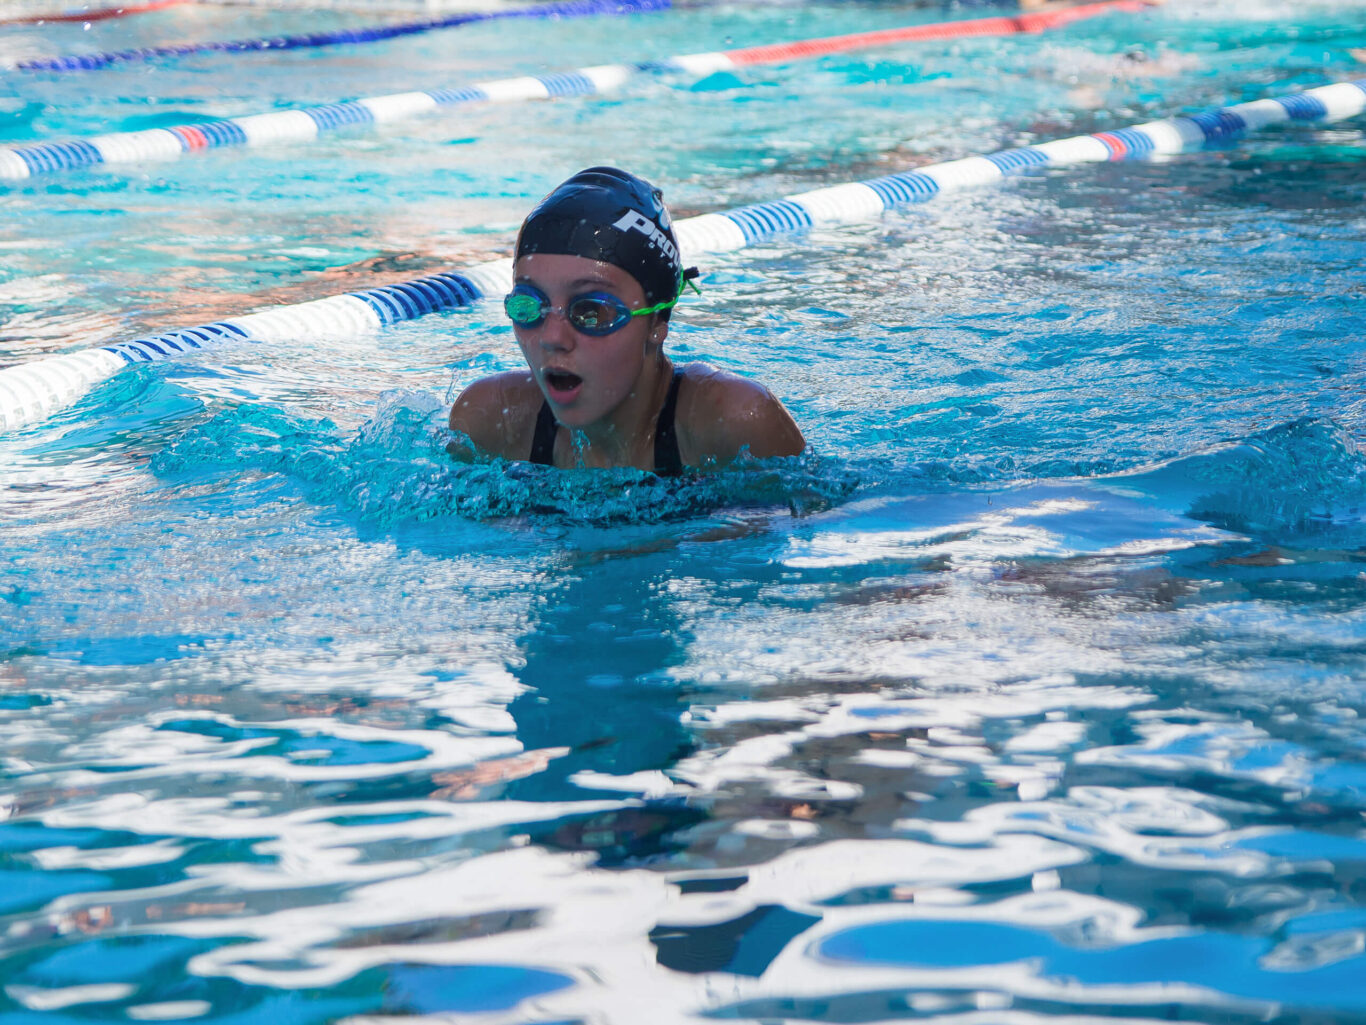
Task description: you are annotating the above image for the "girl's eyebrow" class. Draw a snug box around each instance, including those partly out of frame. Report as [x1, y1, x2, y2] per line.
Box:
[513, 275, 617, 290]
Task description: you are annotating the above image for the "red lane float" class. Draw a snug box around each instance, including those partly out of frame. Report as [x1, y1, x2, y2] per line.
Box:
[0, 0, 190, 26]
[725, 0, 1160, 66]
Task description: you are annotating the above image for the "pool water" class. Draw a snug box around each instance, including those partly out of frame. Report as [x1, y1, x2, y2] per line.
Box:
[3, 0, 1366, 1022]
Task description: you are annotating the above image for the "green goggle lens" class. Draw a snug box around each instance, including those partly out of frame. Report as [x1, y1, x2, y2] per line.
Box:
[504, 291, 547, 326]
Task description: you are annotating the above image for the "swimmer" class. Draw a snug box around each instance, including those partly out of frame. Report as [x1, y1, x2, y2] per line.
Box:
[448, 167, 805, 474]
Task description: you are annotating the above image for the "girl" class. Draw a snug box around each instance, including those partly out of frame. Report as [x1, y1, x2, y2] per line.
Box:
[448, 167, 805, 474]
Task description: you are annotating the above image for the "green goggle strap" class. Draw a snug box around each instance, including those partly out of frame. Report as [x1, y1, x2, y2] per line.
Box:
[631, 267, 703, 313]
[633, 295, 679, 318]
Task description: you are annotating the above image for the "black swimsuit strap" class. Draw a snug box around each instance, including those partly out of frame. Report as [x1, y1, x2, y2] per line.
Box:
[529, 400, 558, 466]
[653, 369, 685, 478]
[528, 368, 685, 476]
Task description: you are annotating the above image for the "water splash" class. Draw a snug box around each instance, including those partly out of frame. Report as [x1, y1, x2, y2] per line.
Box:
[1101, 417, 1366, 540]
[151, 391, 860, 528]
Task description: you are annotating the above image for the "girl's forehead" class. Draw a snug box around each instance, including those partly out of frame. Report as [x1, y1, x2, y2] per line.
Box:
[513, 253, 643, 296]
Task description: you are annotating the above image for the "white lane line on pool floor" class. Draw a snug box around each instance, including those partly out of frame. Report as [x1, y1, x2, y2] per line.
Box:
[6, 0, 668, 73]
[0, 74, 1361, 436]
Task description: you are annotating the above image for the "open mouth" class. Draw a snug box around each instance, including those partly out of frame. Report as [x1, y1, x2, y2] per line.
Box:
[544, 369, 583, 399]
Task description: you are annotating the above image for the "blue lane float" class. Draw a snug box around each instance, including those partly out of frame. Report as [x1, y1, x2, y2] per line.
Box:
[1, 77, 1362, 435]
[0, 0, 1152, 181]
[8, 0, 669, 73]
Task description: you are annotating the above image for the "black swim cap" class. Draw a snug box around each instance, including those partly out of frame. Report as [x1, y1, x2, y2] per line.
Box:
[515, 166, 683, 307]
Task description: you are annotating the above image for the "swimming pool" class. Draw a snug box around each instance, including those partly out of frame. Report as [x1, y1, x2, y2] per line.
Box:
[2, 0, 1366, 1021]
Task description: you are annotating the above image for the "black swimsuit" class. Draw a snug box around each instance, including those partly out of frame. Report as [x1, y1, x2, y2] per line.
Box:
[529, 369, 685, 477]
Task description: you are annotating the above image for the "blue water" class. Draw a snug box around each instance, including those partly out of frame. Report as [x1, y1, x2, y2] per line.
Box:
[3, 0, 1366, 1022]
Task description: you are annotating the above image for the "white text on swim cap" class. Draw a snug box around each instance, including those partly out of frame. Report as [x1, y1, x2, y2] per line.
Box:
[612, 211, 680, 267]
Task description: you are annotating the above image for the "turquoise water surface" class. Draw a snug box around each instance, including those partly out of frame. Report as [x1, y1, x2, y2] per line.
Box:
[2, 0, 1366, 1022]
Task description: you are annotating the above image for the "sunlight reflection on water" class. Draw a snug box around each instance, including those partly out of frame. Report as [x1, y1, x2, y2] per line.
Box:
[4, 0, 1366, 1021]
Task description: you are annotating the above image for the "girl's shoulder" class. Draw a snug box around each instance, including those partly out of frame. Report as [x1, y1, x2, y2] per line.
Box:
[448, 371, 541, 461]
[676, 362, 805, 464]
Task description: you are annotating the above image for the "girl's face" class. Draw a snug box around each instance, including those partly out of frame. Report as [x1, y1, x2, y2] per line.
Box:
[511, 253, 666, 431]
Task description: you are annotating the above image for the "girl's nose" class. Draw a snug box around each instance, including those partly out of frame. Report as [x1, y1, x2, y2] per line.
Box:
[535, 307, 577, 349]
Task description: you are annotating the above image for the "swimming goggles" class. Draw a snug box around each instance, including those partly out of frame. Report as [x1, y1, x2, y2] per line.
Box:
[503, 283, 677, 337]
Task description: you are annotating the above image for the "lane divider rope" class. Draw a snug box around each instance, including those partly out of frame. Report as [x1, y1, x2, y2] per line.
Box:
[2, 76, 1361, 436]
[6, 0, 668, 72]
[0, 0, 1153, 179]
[0, 0, 190, 26]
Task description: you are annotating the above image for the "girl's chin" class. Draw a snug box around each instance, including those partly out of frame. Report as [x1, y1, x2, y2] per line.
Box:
[548, 409, 600, 432]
